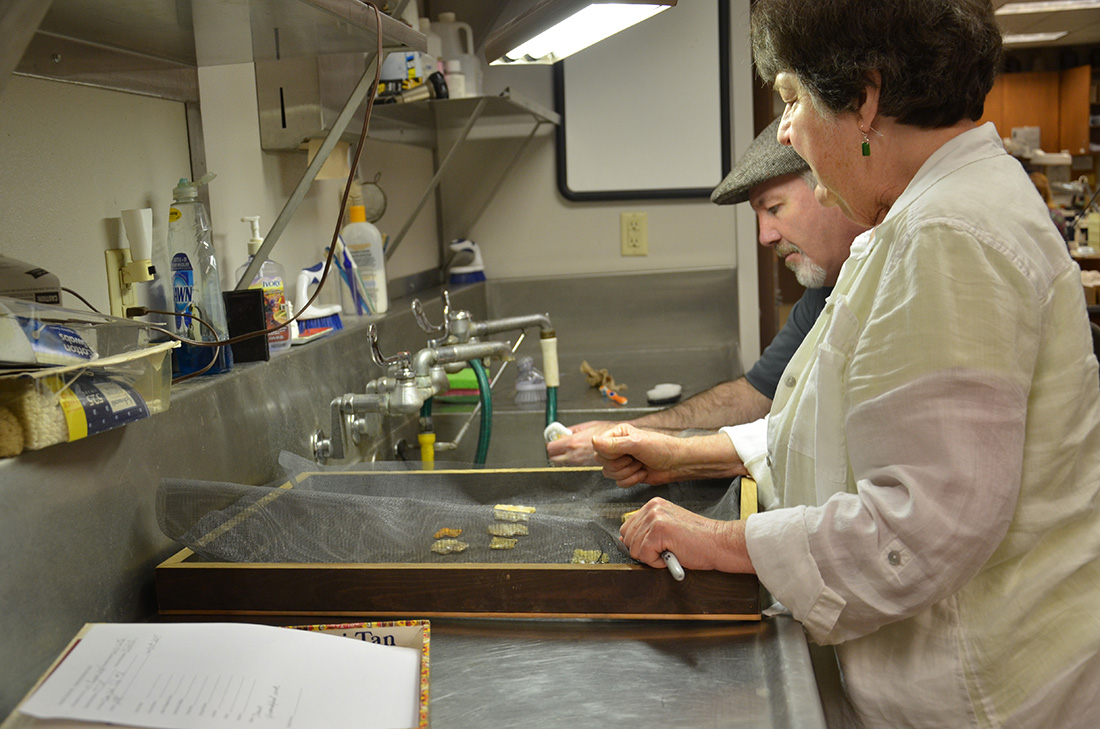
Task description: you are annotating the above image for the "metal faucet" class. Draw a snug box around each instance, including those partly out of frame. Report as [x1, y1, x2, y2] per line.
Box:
[413, 290, 555, 345]
[412, 289, 553, 406]
[412, 291, 561, 407]
[407, 290, 561, 456]
[311, 323, 512, 462]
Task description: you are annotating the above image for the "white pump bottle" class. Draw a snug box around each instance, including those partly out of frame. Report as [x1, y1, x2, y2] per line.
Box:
[340, 205, 388, 315]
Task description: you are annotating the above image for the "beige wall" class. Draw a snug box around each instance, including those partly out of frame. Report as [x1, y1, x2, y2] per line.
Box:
[444, 64, 741, 282]
[0, 76, 191, 312]
[197, 63, 440, 312]
[0, 68, 441, 316]
[458, 132, 739, 278]
[195, 57, 744, 295]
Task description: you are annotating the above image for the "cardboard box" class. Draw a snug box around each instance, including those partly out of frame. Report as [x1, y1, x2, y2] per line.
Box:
[290, 620, 430, 728]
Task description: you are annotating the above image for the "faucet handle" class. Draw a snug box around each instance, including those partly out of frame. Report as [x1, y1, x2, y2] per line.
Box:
[411, 298, 445, 336]
[412, 290, 453, 337]
[368, 324, 411, 369]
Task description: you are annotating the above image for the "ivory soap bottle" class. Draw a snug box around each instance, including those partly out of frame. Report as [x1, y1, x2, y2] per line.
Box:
[235, 216, 290, 352]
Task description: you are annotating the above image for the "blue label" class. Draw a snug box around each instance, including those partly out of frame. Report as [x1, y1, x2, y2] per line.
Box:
[15, 318, 96, 365]
[171, 252, 194, 330]
[70, 374, 150, 436]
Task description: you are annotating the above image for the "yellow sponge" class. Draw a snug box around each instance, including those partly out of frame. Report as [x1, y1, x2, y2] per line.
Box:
[0, 379, 67, 451]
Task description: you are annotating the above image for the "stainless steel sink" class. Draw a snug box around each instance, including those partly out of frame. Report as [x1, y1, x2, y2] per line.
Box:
[324, 270, 743, 468]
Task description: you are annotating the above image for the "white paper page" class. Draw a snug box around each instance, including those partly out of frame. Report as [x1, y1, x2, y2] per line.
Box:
[20, 623, 419, 729]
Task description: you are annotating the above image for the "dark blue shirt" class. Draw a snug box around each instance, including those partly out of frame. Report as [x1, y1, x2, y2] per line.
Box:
[745, 286, 832, 399]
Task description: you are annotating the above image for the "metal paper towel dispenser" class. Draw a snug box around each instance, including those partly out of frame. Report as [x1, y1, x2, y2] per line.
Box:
[256, 52, 380, 151]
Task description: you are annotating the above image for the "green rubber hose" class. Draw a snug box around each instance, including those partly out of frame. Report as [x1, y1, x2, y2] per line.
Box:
[546, 386, 558, 428]
[470, 358, 492, 465]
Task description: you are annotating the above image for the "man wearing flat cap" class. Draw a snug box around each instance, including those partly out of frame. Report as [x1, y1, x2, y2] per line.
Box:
[548, 117, 867, 465]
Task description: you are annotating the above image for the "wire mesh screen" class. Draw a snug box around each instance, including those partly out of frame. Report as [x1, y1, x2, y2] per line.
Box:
[157, 452, 742, 566]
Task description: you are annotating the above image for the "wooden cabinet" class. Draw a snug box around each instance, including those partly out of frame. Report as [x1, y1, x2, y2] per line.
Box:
[1060, 65, 1091, 154]
[979, 64, 1091, 154]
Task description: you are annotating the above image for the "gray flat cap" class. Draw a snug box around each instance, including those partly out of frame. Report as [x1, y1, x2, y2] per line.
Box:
[711, 117, 809, 205]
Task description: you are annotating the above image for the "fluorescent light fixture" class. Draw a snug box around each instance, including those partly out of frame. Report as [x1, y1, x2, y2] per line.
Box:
[485, 0, 676, 66]
[996, 0, 1100, 15]
[501, 4, 668, 63]
[1002, 30, 1070, 43]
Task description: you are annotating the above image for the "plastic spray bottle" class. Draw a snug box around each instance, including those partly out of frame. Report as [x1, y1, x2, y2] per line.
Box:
[166, 173, 233, 376]
[340, 203, 388, 315]
[235, 216, 291, 353]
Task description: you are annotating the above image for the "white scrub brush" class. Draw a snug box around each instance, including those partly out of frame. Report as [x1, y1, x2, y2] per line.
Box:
[544, 421, 571, 443]
[646, 383, 683, 405]
[514, 356, 547, 404]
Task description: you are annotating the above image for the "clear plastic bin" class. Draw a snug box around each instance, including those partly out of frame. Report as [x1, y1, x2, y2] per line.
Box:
[0, 297, 177, 455]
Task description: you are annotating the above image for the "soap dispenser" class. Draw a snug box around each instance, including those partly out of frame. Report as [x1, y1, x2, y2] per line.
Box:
[235, 216, 291, 353]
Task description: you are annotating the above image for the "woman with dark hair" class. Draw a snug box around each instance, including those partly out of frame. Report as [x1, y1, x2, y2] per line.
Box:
[593, 1, 1100, 725]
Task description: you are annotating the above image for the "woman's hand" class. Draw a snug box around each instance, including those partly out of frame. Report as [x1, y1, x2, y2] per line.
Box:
[620, 497, 755, 574]
[591, 423, 748, 487]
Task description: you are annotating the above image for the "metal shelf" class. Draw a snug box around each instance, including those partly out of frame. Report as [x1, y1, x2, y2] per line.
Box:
[370, 92, 560, 147]
[3, 0, 428, 293]
[8, 0, 424, 102]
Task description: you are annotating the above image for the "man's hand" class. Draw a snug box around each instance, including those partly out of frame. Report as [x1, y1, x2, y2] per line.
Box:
[546, 420, 619, 465]
[546, 378, 773, 466]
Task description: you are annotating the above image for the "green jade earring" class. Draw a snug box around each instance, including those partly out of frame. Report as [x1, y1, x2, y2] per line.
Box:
[861, 125, 882, 157]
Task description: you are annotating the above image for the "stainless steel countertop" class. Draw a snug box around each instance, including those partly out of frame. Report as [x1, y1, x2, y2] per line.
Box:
[427, 615, 826, 728]
[0, 616, 827, 729]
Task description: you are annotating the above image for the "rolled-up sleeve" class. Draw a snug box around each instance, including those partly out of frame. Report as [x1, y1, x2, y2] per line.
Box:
[721, 417, 775, 508]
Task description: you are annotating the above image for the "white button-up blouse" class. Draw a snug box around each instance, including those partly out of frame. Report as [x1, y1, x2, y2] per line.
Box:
[725, 123, 1100, 728]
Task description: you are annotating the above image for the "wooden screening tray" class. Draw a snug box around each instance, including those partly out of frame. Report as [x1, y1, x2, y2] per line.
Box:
[156, 469, 760, 622]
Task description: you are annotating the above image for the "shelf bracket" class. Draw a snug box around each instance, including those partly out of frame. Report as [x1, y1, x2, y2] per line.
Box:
[453, 118, 549, 240]
[0, 0, 51, 99]
[384, 97, 490, 262]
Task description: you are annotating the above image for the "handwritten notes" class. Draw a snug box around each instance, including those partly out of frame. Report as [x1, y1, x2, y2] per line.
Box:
[19, 623, 419, 729]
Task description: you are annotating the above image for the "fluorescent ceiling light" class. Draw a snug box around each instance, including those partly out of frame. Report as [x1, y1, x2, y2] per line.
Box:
[1002, 30, 1070, 43]
[485, 1, 675, 66]
[996, 0, 1100, 15]
[501, 4, 668, 63]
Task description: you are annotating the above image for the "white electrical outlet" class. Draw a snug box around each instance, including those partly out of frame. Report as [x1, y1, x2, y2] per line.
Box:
[621, 212, 648, 256]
